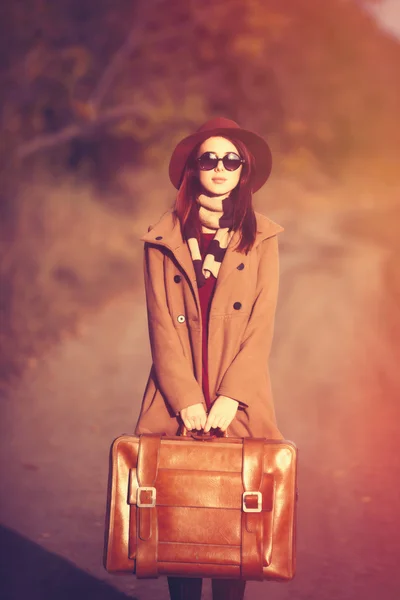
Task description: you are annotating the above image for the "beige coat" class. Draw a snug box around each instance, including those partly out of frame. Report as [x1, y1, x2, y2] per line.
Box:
[134, 210, 284, 439]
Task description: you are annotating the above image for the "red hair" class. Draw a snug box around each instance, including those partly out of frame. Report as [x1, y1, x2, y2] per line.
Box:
[172, 136, 257, 254]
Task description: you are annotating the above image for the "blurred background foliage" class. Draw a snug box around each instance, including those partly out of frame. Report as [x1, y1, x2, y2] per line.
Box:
[1, 0, 399, 384]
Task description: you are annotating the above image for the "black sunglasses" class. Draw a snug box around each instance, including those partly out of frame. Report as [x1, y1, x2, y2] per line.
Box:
[196, 151, 245, 172]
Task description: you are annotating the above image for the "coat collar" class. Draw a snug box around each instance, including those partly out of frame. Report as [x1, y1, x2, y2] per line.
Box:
[140, 210, 283, 251]
[140, 211, 284, 303]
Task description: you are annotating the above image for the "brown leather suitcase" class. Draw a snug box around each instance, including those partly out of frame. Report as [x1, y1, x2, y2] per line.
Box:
[104, 429, 297, 581]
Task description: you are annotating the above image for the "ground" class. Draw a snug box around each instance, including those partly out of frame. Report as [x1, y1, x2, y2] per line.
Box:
[1, 199, 400, 599]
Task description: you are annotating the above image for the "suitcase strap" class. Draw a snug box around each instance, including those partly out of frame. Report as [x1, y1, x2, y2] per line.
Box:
[136, 433, 161, 578]
[241, 438, 265, 580]
[136, 435, 266, 580]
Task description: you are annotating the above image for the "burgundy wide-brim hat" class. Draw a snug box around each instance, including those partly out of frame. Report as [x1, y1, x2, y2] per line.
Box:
[168, 117, 272, 193]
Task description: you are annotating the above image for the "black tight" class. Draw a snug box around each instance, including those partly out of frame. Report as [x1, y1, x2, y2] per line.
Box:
[167, 577, 202, 600]
[167, 576, 246, 600]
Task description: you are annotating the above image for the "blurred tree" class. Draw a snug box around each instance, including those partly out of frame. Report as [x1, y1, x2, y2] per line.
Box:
[1, 0, 399, 387]
[0, 0, 399, 178]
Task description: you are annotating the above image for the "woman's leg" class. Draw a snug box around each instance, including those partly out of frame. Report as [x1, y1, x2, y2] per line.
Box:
[211, 578, 246, 600]
[167, 576, 203, 600]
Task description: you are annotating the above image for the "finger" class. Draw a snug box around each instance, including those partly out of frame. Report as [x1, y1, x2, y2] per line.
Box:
[219, 419, 230, 432]
[203, 415, 212, 432]
[200, 412, 207, 430]
[184, 419, 192, 431]
[215, 415, 228, 430]
[204, 414, 218, 433]
[194, 416, 203, 430]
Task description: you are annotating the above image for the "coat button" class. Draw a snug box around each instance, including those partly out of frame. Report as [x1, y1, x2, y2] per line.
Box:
[233, 302, 242, 310]
[237, 263, 245, 270]
[177, 315, 186, 323]
[174, 275, 181, 283]
[155, 236, 163, 240]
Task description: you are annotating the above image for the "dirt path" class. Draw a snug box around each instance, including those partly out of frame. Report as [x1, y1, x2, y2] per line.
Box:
[1, 205, 400, 600]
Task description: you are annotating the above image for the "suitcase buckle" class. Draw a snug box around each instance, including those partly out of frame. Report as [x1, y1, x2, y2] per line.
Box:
[242, 491, 262, 513]
[137, 486, 156, 507]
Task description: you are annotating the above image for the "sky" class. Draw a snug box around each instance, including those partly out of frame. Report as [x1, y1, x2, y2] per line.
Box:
[367, 0, 400, 39]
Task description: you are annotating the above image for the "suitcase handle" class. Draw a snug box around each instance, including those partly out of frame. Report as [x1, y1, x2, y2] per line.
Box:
[178, 424, 228, 440]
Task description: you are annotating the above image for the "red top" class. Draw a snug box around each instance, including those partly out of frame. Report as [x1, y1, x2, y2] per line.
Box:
[198, 232, 217, 410]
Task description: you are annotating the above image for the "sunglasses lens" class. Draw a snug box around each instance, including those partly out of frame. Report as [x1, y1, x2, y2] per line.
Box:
[223, 155, 242, 171]
[197, 152, 217, 170]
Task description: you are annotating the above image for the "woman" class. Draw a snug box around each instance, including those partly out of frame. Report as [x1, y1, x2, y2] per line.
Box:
[135, 117, 284, 600]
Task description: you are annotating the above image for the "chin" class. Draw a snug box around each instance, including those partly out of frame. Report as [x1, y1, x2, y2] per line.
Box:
[208, 185, 232, 196]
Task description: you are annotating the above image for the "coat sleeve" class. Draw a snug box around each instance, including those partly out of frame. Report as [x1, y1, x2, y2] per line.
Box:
[216, 234, 281, 409]
[143, 241, 206, 415]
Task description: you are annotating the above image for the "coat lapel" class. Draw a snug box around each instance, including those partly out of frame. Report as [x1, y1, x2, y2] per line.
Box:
[140, 211, 195, 279]
[213, 212, 284, 293]
[140, 211, 200, 308]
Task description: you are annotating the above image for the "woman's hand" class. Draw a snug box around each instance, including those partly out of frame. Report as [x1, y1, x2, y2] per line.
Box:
[180, 403, 207, 431]
[204, 395, 239, 432]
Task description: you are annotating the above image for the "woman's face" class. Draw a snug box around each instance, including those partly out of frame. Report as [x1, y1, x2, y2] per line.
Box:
[196, 136, 243, 197]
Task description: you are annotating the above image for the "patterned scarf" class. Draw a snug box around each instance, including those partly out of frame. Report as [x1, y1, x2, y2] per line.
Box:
[186, 195, 235, 288]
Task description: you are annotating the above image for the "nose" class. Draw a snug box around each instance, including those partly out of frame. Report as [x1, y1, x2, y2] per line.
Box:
[214, 158, 225, 173]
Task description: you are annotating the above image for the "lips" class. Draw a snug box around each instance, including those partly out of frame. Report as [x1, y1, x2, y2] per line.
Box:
[212, 178, 227, 183]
